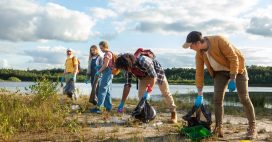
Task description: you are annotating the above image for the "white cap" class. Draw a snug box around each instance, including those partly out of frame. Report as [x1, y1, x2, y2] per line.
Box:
[67, 48, 73, 52]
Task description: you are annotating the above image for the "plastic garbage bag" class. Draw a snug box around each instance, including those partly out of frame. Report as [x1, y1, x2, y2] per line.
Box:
[181, 104, 212, 141]
[131, 98, 156, 123]
[181, 125, 212, 141]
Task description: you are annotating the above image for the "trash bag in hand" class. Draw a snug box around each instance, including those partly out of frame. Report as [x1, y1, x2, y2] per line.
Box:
[131, 98, 156, 123]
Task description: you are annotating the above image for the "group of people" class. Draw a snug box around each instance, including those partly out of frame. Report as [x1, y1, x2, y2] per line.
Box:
[62, 31, 257, 140]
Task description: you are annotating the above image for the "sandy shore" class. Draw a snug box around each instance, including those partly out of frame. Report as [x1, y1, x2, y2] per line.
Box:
[7, 104, 272, 142]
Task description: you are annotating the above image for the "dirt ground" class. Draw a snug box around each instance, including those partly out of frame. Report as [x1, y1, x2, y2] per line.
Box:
[5, 105, 272, 142]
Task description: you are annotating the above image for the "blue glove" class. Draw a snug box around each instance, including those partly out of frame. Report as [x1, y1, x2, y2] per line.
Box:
[228, 79, 236, 92]
[96, 65, 102, 70]
[61, 76, 65, 83]
[71, 76, 76, 81]
[142, 92, 150, 100]
[117, 101, 125, 113]
[194, 95, 203, 108]
[95, 72, 101, 77]
[60, 76, 65, 87]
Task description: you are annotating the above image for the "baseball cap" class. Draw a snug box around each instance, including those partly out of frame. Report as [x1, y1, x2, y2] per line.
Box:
[182, 31, 202, 48]
[67, 48, 73, 52]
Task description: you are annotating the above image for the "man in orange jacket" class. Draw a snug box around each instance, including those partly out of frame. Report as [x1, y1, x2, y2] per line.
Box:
[182, 31, 257, 140]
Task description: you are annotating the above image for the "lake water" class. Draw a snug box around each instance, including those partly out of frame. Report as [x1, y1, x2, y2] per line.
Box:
[1, 82, 272, 99]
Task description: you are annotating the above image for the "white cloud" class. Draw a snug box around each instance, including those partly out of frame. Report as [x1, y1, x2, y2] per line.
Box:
[23, 46, 90, 69]
[1, 0, 271, 70]
[0, 0, 95, 42]
[240, 46, 272, 66]
[154, 48, 195, 68]
[0, 42, 21, 54]
[247, 17, 272, 37]
[105, 0, 258, 35]
[90, 7, 117, 20]
[0, 59, 9, 68]
[24, 46, 67, 65]
[108, 0, 151, 13]
[246, 6, 272, 37]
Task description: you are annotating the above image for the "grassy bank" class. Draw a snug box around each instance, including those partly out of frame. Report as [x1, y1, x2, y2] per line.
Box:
[0, 79, 272, 141]
[0, 79, 78, 140]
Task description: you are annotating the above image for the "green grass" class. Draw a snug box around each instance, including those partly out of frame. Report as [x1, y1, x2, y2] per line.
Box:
[0, 78, 77, 139]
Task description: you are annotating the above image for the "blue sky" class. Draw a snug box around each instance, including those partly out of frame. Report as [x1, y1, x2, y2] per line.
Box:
[0, 0, 272, 70]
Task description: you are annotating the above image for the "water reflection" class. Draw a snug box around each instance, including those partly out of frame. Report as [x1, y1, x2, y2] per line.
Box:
[153, 92, 272, 109]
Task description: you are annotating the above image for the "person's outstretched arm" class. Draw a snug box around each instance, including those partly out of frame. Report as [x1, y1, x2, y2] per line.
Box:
[118, 72, 132, 112]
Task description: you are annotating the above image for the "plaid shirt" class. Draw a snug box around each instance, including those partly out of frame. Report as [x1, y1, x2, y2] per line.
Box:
[125, 56, 165, 86]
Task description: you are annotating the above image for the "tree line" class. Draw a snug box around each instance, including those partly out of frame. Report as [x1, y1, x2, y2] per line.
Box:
[0, 65, 271, 86]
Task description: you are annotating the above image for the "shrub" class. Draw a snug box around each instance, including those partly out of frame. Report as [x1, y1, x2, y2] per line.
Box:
[7, 77, 21, 82]
[0, 78, 70, 138]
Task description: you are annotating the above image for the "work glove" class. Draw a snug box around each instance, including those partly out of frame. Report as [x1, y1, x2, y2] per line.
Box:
[194, 95, 203, 108]
[95, 72, 101, 77]
[117, 101, 125, 113]
[228, 79, 236, 92]
[142, 91, 151, 100]
[96, 65, 102, 70]
[142, 84, 152, 100]
[60, 76, 65, 87]
[61, 76, 65, 82]
[71, 76, 76, 82]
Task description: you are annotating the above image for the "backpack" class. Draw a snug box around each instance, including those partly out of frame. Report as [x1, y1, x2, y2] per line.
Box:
[132, 48, 156, 77]
[134, 48, 156, 59]
[72, 57, 81, 74]
[108, 51, 120, 75]
[131, 67, 146, 78]
[133, 48, 156, 89]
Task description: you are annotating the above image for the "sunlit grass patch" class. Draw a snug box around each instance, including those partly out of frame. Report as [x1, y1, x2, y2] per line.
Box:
[0, 78, 76, 139]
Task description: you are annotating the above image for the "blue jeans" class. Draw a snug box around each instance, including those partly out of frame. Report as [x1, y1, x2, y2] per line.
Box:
[97, 67, 113, 110]
[64, 73, 76, 100]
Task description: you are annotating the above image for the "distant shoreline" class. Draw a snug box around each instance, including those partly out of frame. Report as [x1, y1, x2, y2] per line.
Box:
[1, 80, 272, 87]
[1, 65, 272, 87]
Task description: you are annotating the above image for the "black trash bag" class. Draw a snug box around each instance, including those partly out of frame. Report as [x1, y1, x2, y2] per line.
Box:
[63, 79, 75, 99]
[132, 98, 156, 123]
[182, 104, 212, 130]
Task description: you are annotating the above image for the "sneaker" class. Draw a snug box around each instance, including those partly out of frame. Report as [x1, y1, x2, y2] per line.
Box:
[213, 127, 224, 138]
[90, 107, 101, 114]
[246, 126, 257, 140]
